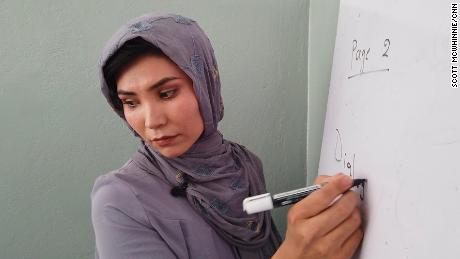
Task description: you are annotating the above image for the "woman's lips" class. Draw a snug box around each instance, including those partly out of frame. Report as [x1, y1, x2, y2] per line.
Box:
[152, 135, 178, 147]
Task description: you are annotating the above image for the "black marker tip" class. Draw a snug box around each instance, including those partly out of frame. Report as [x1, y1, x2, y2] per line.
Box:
[351, 178, 367, 188]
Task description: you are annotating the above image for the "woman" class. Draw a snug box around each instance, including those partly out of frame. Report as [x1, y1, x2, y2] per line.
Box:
[91, 13, 363, 259]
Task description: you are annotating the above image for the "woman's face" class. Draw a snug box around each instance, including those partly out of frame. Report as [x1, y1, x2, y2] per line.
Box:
[116, 55, 204, 158]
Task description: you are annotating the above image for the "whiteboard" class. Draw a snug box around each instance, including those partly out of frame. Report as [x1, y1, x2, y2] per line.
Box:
[318, 0, 460, 258]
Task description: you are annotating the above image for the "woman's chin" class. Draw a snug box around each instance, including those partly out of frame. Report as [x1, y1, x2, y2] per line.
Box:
[160, 151, 180, 159]
[147, 138, 193, 159]
[154, 146, 186, 159]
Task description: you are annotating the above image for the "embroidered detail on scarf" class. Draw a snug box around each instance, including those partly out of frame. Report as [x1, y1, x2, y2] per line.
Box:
[230, 177, 243, 191]
[210, 198, 229, 214]
[130, 20, 154, 33]
[195, 199, 210, 216]
[175, 171, 185, 183]
[246, 220, 261, 233]
[191, 54, 204, 75]
[173, 15, 193, 25]
[232, 154, 242, 170]
[195, 166, 212, 176]
[211, 67, 219, 81]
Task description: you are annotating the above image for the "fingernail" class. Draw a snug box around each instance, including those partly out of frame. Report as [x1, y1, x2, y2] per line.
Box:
[341, 175, 353, 188]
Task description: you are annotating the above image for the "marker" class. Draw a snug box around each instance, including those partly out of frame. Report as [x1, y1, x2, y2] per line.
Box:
[243, 178, 367, 214]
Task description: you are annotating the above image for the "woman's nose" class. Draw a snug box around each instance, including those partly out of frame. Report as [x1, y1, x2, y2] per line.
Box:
[144, 104, 167, 129]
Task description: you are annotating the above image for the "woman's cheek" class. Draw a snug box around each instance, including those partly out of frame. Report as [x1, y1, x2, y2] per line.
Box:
[126, 112, 143, 136]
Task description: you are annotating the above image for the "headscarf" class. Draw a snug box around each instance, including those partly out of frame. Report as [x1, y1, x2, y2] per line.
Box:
[98, 13, 281, 257]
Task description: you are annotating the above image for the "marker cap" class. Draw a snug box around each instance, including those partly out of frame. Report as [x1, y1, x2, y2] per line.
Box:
[243, 193, 273, 214]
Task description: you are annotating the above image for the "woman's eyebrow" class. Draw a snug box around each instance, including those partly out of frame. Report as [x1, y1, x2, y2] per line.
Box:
[117, 76, 180, 95]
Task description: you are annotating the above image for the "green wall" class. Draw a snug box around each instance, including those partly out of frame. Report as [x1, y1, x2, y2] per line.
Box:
[306, 0, 340, 184]
[0, 1, 309, 258]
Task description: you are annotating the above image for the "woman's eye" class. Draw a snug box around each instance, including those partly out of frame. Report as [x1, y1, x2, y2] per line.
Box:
[159, 89, 177, 99]
[121, 100, 137, 108]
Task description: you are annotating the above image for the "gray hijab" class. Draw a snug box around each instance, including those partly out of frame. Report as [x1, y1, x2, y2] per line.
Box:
[98, 13, 281, 257]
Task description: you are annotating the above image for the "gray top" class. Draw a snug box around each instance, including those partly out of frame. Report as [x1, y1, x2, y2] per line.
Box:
[91, 154, 280, 259]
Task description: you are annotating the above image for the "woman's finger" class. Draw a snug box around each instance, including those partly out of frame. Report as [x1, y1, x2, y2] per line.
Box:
[308, 190, 358, 237]
[321, 207, 362, 250]
[314, 175, 330, 184]
[288, 174, 353, 221]
[337, 228, 364, 259]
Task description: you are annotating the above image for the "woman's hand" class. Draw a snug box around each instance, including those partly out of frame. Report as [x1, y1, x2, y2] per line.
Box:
[272, 173, 364, 259]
